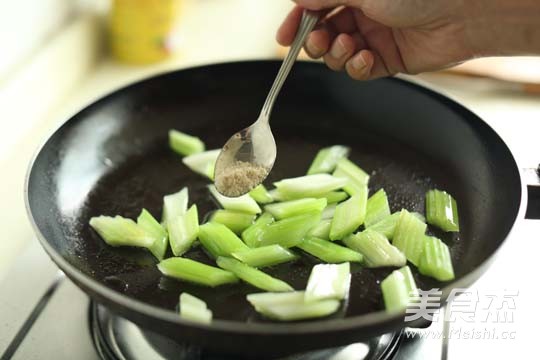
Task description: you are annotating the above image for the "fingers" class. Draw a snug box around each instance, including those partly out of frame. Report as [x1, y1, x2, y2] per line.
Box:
[276, 5, 305, 46]
[323, 33, 357, 70]
[293, 0, 351, 11]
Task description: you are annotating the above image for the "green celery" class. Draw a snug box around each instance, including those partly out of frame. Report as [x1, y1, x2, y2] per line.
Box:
[179, 293, 212, 324]
[258, 212, 321, 248]
[198, 222, 248, 258]
[343, 229, 405, 268]
[208, 185, 261, 214]
[321, 204, 337, 220]
[182, 149, 220, 179]
[320, 191, 349, 204]
[264, 198, 327, 220]
[169, 129, 205, 156]
[380, 265, 418, 312]
[89, 215, 155, 248]
[232, 245, 298, 267]
[137, 209, 169, 260]
[267, 189, 284, 202]
[241, 212, 275, 247]
[305, 263, 351, 302]
[364, 189, 391, 227]
[274, 174, 348, 199]
[398, 265, 419, 299]
[332, 158, 369, 195]
[418, 236, 455, 281]
[210, 210, 255, 234]
[247, 291, 306, 310]
[251, 298, 340, 321]
[162, 187, 188, 224]
[308, 219, 332, 240]
[298, 237, 363, 263]
[216, 257, 293, 292]
[329, 190, 367, 240]
[426, 190, 460, 232]
[158, 257, 238, 287]
[249, 184, 274, 204]
[168, 204, 199, 256]
[392, 210, 427, 266]
[307, 145, 350, 175]
[367, 211, 425, 240]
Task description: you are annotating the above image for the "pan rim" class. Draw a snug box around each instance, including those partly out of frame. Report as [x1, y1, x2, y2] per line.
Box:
[24, 60, 526, 335]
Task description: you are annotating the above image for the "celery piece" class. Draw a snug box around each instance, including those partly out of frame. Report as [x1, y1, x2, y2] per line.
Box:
[321, 191, 349, 204]
[259, 212, 321, 248]
[210, 210, 255, 234]
[365, 189, 391, 227]
[343, 229, 406, 268]
[232, 245, 298, 268]
[392, 210, 427, 266]
[298, 237, 363, 263]
[381, 265, 418, 312]
[216, 257, 293, 292]
[413, 212, 426, 223]
[321, 204, 337, 220]
[242, 212, 275, 247]
[169, 129, 205, 156]
[274, 174, 348, 199]
[329, 190, 367, 240]
[308, 219, 332, 240]
[247, 291, 306, 310]
[137, 209, 169, 260]
[252, 299, 340, 321]
[268, 189, 284, 202]
[158, 257, 238, 287]
[305, 263, 351, 302]
[198, 222, 249, 258]
[332, 158, 370, 196]
[208, 185, 261, 214]
[265, 198, 327, 220]
[182, 149, 220, 179]
[249, 184, 274, 204]
[426, 190, 460, 232]
[168, 204, 199, 256]
[367, 211, 424, 240]
[179, 293, 212, 324]
[307, 145, 350, 175]
[89, 216, 155, 248]
[418, 236, 455, 281]
[162, 187, 188, 224]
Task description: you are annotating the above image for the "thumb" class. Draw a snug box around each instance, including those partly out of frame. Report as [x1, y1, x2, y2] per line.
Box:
[293, 0, 362, 10]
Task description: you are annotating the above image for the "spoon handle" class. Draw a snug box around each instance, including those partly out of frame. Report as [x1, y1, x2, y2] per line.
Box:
[260, 11, 318, 120]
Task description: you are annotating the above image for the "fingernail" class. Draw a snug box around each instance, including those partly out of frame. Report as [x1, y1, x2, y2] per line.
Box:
[352, 54, 367, 70]
[330, 39, 347, 59]
[306, 41, 322, 57]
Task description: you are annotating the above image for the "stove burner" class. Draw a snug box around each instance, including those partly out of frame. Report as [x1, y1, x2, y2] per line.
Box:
[90, 302, 403, 360]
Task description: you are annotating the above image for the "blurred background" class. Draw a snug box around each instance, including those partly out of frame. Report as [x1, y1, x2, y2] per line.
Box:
[1, 0, 539, 278]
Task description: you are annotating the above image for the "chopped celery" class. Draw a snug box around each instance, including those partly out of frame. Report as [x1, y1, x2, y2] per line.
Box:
[210, 210, 255, 234]
[332, 158, 369, 195]
[182, 149, 220, 179]
[367, 211, 425, 240]
[274, 174, 348, 199]
[258, 212, 321, 248]
[321, 204, 337, 220]
[418, 236, 455, 281]
[305, 263, 351, 302]
[158, 257, 238, 287]
[307, 145, 350, 175]
[364, 189, 391, 227]
[179, 293, 212, 324]
[320, 191, 349, 204]
[413, 212, 426, 223]
[267, 189, 284, 202]
[329, 190, 367, 240]
[198, 222, 248, 258]
[208, 185, 261, 214]
[137, 209, 168, 260]
[343, 229, 405, 268]
[169, 129, 205, 156]
[242, 212, 275, 247]
[89, 216, 155, 248]
[308, 219, 332, 240]
[251, 298, 340, 321]
[232, 245, 298, 267]
[264, 198, 327, 220]
[249, 184, 274, 204]
[162, 187, 188, 224]
[247, 291, 306, 310]
[426, 190, 460, 232]
[392, 210, 427, 266]
[216, 257, 293, 292]
[168, 204, 199, 256]
[381, 265, 418, 312]
[298, 237, 363, 263]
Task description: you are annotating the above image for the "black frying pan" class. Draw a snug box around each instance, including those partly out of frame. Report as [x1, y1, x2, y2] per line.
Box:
[25, 61, 523, 356]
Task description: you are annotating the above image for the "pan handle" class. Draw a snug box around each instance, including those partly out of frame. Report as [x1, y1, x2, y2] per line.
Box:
[523, 165, 540, 219]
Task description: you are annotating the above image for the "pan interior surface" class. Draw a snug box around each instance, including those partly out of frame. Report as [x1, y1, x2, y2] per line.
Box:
[27, 61, 521, 325]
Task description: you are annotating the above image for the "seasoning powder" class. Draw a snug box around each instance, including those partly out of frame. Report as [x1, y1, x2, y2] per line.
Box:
[215, 161, 268, 197]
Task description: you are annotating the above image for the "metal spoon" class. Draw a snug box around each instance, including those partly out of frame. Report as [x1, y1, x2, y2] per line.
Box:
[213, 11, 318, 197]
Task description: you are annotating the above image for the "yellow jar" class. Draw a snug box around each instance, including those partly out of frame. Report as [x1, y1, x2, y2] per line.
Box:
[110, 0, 182, 64]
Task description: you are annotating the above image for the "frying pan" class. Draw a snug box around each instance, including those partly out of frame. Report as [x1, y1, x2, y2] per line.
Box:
[25, 61, 524, 356]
